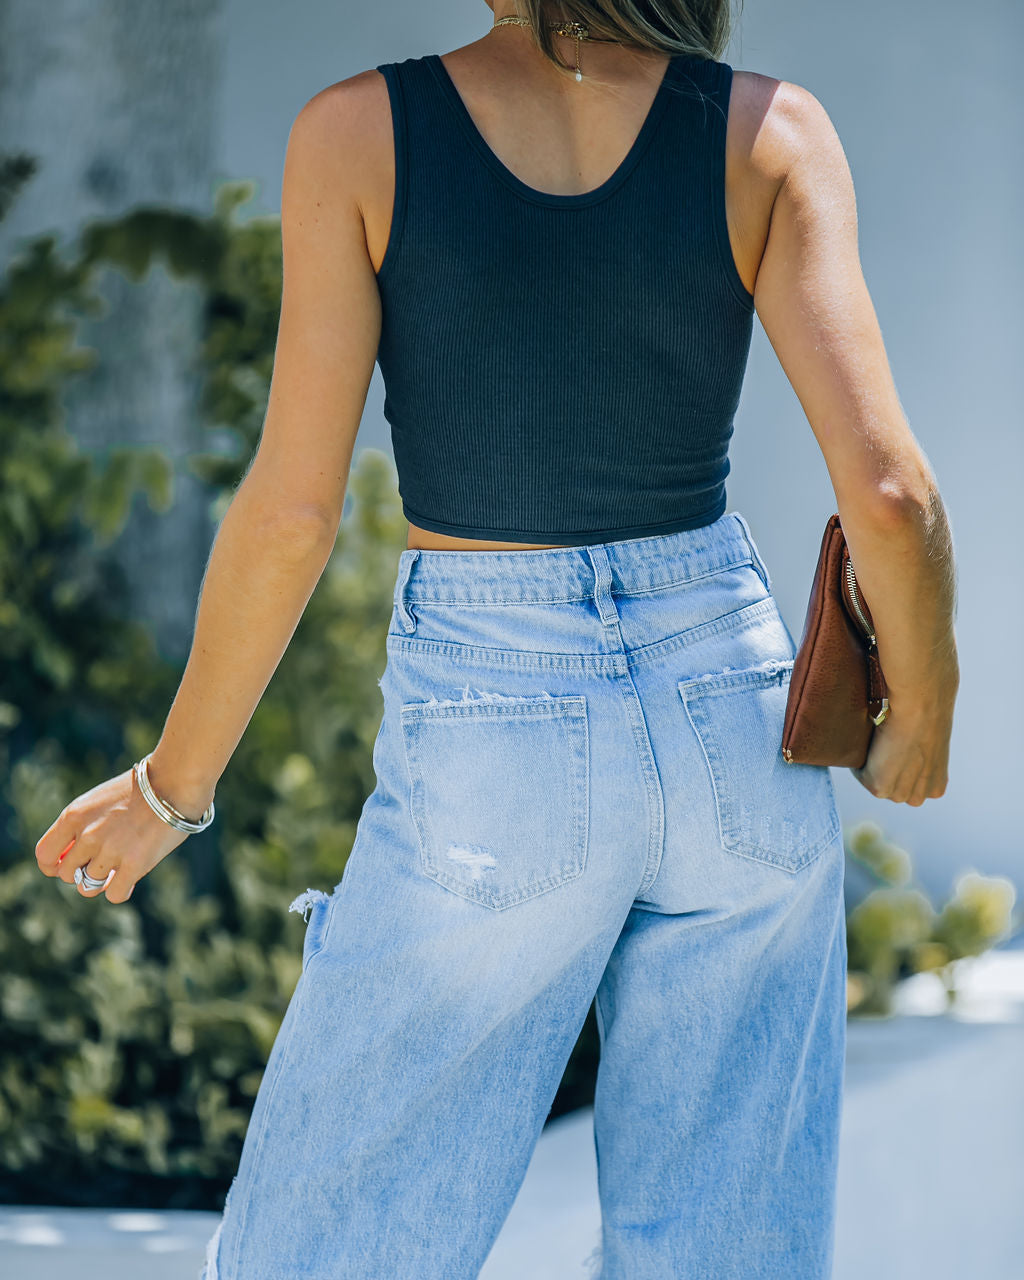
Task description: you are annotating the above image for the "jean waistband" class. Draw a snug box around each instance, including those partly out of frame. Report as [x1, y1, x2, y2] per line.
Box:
[392, 511, 772, 618]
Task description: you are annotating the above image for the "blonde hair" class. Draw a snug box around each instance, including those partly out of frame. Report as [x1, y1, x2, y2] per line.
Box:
[506, 0, 742, 85]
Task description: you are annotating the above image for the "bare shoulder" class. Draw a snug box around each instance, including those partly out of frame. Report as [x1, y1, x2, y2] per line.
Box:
[289, 67, 389, 150]
[730, 69, 852, 197]
[283, 69, 392, 216]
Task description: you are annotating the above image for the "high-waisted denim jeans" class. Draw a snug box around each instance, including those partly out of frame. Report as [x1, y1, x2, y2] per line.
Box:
[199, 509, 848, 1280]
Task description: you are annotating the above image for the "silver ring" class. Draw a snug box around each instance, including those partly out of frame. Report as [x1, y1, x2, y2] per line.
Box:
[74, 865, 108, 891]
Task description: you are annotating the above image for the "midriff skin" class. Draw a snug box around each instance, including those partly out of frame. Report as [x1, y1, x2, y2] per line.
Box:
[359, 35, 775, 553]
[406, 522, 572, 551]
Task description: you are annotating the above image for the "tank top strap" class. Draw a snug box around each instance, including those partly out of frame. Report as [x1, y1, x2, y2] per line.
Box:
[375, 56, 478, 191]
[648, 55, 752, 311]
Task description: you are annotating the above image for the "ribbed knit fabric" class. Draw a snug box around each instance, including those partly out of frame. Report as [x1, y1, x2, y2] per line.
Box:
[373, 51, 756, 545]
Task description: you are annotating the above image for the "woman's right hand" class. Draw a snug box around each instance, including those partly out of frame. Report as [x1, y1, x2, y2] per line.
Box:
[849, 669, 959, 805]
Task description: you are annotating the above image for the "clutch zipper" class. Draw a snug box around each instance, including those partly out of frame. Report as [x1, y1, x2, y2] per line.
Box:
[845, 558, 876, 647]
[844, 557, 890, 727]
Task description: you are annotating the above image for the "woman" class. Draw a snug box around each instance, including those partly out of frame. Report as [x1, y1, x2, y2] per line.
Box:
[35, 2, 960, 1276]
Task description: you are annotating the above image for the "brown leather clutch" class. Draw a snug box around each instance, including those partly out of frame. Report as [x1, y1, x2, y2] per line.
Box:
[781, 513, 889, 768]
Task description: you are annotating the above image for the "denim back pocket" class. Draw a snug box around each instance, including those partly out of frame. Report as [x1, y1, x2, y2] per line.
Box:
[678, 660, 841, 873]
[400, 693, 590, 910]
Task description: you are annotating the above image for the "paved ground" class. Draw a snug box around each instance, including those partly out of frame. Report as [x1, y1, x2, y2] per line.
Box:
[3, 951, 1023, 1280]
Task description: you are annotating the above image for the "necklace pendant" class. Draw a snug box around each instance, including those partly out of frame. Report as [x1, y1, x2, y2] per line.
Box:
[575, 69, 582, 82]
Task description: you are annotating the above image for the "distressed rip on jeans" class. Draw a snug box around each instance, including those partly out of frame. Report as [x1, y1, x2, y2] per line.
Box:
[445, 842, 498, 878]
[413, 684, 558, 710]
[288, 888, 332, 922]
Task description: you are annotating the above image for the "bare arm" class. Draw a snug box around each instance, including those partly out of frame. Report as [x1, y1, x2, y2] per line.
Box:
[145, 79, 382, 814]
[35, 77, 382, 900]
[751, 80, 960, 803]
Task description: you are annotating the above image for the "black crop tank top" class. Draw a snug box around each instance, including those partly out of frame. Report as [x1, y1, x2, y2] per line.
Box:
[373, 52, 756, 545]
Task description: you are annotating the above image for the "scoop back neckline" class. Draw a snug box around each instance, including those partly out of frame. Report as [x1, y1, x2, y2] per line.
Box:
[426, 51, 683, 209]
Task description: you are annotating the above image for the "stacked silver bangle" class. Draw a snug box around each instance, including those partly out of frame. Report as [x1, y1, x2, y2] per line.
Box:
[72, 755, 215, 892]
[134, 753, 215, 833]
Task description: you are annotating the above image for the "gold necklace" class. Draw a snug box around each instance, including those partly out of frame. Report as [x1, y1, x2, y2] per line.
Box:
[491, 15, 613, 82]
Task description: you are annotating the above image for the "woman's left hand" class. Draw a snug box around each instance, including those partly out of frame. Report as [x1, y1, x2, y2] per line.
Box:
[34, 766, 193, 904]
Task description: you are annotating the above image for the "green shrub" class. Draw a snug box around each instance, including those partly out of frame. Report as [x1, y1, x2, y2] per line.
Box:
[844, 821, 1018, 1015]
[0, 158, 407, 1206]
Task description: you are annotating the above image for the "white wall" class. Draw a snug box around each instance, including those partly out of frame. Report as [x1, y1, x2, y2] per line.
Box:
[204, 0, 1024, 900]
[0, 0, 229, 660]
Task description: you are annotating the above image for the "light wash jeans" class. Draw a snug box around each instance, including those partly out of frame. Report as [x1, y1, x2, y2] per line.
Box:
[200, 509, 847, 1280]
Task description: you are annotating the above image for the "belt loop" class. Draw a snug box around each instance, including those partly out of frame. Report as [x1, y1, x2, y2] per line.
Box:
[732, 512, 773, 594]
[585, 545, 618, 626]
[394, 550, 420, 633]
